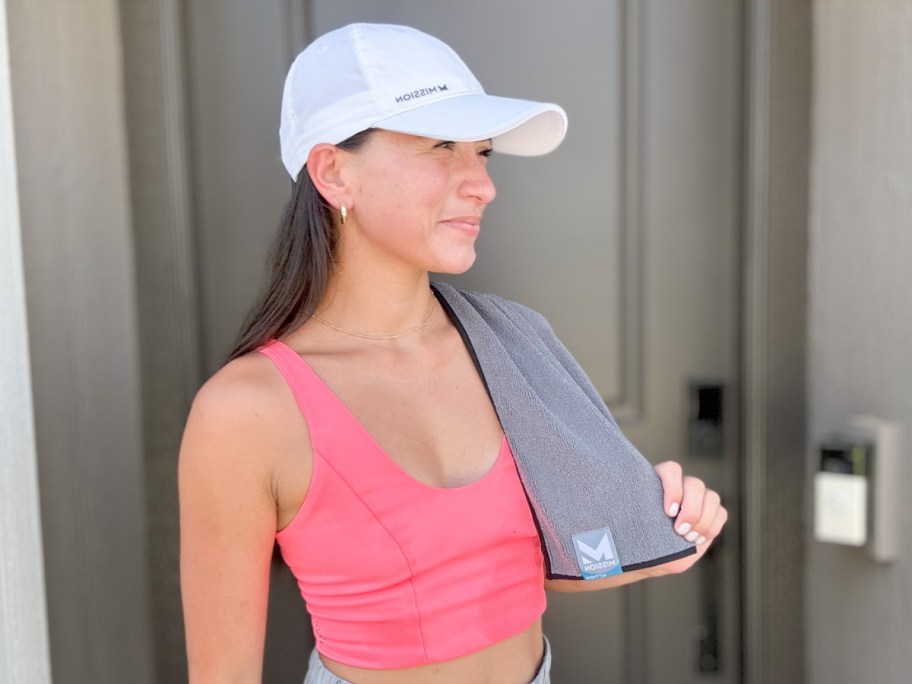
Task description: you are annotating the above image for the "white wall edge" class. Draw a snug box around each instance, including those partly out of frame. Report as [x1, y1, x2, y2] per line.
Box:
[0, 0, 53, 681]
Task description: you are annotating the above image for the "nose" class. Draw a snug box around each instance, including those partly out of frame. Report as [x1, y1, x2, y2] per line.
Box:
[459, 146, 497, 205]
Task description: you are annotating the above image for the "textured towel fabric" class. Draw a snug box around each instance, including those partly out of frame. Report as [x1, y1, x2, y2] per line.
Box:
[431, 282, 695, 580]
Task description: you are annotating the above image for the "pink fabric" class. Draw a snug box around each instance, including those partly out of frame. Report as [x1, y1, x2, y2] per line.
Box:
[257, 340, 546, 669]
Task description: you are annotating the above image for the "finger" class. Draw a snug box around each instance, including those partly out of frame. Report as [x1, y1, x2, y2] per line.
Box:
[674, 475, 707, 539]
[691, 489, 722, 544]
[654, 461, 684, 517]
[698, 505, 729, 546]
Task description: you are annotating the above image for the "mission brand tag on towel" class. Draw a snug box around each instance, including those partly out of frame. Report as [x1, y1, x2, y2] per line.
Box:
[572, 527, 623, 579]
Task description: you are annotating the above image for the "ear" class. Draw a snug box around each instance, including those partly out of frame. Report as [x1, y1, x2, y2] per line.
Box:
[306, 143, 354, 212]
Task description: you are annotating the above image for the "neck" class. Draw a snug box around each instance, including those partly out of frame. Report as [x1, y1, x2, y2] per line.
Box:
[316, 265, 437, 339]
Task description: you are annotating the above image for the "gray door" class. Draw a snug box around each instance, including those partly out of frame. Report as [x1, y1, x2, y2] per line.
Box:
[185, 1, 743, 682]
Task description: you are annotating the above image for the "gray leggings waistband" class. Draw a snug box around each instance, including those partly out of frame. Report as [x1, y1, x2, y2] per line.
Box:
[303, 636, 552, 684]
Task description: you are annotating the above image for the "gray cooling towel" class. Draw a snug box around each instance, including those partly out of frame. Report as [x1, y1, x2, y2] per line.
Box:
[431, 282, 695, 580]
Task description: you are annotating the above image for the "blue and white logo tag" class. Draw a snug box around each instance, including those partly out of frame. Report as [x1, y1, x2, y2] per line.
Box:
[572, 527, 623, 579]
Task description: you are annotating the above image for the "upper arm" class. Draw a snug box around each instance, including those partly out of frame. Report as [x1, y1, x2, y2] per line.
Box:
[179, 355, 305, 683]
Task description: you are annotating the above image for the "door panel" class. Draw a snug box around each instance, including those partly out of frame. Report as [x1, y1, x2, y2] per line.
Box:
[309, 2, 743, 682]
[312, 0, 630, 410]
[631, 2, 742, 681]
[308, 8, 629, 681]
[186, 1, 743, 681]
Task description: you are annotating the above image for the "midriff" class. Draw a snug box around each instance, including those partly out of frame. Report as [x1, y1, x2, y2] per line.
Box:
[321, 619, 545, 684]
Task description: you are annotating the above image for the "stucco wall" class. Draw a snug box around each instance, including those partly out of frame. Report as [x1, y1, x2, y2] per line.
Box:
[808, 2, 912, 683]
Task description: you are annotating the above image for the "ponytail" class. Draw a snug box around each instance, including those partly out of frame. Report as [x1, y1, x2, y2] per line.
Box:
[225, 129, 373, 362]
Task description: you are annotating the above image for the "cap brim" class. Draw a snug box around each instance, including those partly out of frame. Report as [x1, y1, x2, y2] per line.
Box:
[372, 93, 568, 156]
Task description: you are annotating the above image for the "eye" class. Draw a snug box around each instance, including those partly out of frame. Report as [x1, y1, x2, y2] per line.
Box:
[434, 140, 456, 150]
[479, 147, 494, 158]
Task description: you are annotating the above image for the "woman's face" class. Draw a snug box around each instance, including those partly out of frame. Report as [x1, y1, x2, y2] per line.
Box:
[341, 130, 497, 275]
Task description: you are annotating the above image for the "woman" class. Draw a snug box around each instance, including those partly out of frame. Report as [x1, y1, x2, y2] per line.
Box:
[179, 23, 727, 684]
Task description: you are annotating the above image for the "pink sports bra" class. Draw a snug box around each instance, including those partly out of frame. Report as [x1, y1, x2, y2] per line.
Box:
[257, 340, 546, 669]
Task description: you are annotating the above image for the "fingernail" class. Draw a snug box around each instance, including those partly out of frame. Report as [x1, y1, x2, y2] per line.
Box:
[696, 536, 706, 545]
[676, 522, 691, 535]
[686, 531, 699, 542]
[668, 502, 680, 517]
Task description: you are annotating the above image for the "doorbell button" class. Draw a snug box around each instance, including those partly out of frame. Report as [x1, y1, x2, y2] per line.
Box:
[814, 471, 867, 546]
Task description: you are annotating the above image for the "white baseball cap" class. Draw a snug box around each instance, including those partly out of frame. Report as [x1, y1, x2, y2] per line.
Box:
[280, 23, 569, 181]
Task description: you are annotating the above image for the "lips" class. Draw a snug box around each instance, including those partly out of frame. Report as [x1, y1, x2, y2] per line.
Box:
[441, 215, 481, 236]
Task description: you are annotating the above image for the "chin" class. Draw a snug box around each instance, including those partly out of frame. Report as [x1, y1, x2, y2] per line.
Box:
[431, 252, 477, 275]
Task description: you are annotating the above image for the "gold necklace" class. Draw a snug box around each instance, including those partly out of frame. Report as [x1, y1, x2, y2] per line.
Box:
[311, 300, 437, 340]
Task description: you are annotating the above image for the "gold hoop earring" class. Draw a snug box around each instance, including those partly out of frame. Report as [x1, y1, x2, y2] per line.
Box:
[340, 204, 347, 225]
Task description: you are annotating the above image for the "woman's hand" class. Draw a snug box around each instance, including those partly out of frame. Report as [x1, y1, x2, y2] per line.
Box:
[545, 461, 726, 592]
[652, 460, 728, 575]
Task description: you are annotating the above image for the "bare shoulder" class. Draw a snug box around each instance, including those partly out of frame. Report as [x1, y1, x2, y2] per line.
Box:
[180, 351, 311, 503]
[191, 352, 292, 425]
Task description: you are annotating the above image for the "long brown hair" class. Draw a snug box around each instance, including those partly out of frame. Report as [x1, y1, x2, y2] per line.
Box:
[226, 129, 374, 362]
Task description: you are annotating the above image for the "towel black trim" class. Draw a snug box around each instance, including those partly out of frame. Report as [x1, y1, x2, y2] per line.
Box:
[432, 283, 555, 578]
